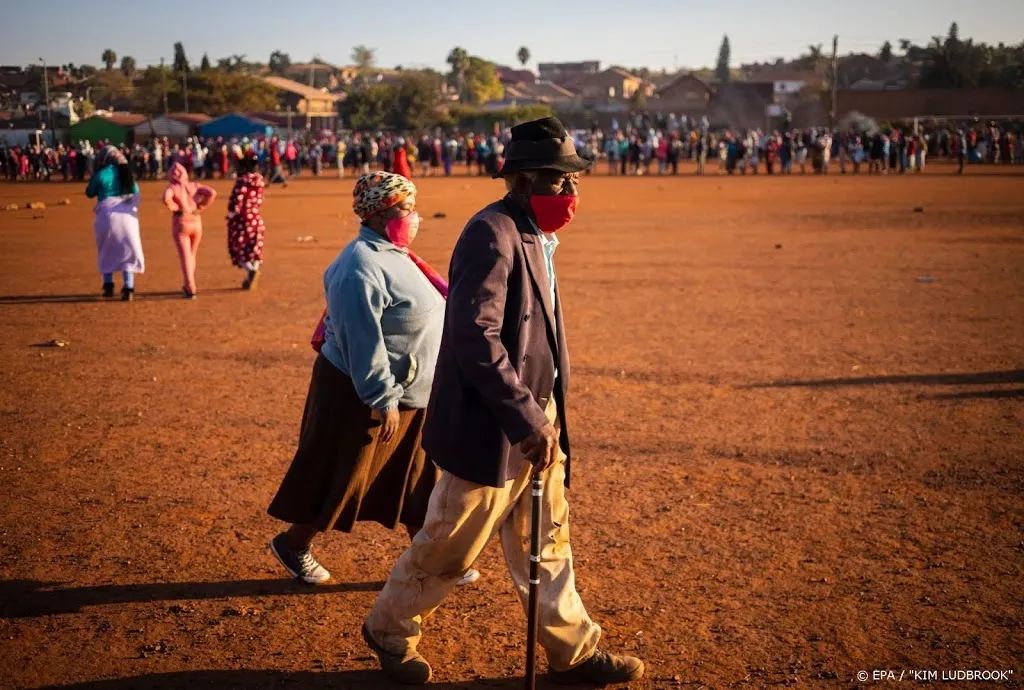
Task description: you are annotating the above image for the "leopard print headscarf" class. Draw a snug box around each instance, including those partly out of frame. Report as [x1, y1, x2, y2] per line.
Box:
[352, 171, 416, 221]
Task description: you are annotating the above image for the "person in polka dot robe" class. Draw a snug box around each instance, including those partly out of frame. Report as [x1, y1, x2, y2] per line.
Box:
[227, 151, 267, 289]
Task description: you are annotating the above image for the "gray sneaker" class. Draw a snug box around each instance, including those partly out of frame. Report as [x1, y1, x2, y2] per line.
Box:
[269, 532, 331, 584]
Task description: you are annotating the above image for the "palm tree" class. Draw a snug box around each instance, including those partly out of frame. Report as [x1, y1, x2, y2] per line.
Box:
[517, 46, 530, 67]
[120, 56, 136, 77]
[351, 45, 376, 70]
[101, 49, 117, 71]
[447, 47, 469, 98]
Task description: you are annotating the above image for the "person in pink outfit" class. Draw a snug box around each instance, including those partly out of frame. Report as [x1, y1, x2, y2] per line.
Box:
[162, 162, 216, 299]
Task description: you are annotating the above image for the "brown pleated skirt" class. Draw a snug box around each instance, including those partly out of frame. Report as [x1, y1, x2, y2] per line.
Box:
[267, 354, 438, 532]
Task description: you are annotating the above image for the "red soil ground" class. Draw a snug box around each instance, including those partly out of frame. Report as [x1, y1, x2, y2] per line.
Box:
[0, 165, 1022, 689]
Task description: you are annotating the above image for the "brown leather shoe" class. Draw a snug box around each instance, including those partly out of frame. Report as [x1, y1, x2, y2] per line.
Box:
[361, 623, 432, 685]
[549, 648, 645, 686]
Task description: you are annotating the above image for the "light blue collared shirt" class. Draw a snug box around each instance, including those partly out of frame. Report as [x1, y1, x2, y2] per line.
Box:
[532, 222, 560, 384]
[529, 218, 558, 309]
[538, 230, 559, 310]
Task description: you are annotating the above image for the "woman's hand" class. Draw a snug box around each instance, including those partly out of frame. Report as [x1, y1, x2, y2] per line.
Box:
[378, 407, 400, 443]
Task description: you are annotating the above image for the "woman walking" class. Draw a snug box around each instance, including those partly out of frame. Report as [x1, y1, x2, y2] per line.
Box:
[86, 146, 144, 301]
[267, 172, 479, 588]
[227, 151, 267, 290]
[162, 162, 216, 299]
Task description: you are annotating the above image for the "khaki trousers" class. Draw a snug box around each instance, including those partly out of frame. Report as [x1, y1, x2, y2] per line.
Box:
[365, 399, 601, 671]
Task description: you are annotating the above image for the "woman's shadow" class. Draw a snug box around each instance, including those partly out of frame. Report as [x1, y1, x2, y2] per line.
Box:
[0, 578, 382, 619]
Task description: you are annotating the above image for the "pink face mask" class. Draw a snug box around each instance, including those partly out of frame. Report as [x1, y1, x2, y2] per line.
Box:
[385, 211, 420, 248]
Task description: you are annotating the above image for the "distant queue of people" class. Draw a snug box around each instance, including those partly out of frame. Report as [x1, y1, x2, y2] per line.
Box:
[3, 119, 1020, 184]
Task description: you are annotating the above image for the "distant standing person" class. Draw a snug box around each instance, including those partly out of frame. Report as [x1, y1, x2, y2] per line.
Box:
[269, 138, 288, 186]
[86, 146, 144, 302]
[336, 138, 347, 179]
[360, 137, 373, 175]
[162, 162, 216, 299]
[393, 140, 413, 180]
[227, 151, 267, 290]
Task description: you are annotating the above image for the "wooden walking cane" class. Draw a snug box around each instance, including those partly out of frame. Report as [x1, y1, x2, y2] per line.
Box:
[525, 471, 543, 690]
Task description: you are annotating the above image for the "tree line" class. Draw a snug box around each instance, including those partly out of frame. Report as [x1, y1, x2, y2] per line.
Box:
[710, 25, 1023, 88]
[44, 42, 534, 123]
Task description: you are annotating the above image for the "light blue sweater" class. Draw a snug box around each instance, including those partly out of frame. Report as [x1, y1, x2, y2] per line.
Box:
[320, 227, 445, 411]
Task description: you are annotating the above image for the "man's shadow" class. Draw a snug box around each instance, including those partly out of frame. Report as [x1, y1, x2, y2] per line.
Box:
[0, 578, 383, 619]
[40, 670, 526, 689]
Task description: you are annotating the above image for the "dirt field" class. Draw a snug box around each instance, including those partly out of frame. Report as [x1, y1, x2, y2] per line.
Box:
[1, 165, 1022, 689]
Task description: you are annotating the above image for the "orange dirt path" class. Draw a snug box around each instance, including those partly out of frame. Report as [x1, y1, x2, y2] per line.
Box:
[1, 165, 1022, 689]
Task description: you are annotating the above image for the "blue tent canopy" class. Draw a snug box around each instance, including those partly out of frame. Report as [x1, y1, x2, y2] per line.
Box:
[199, 113, 273, 139]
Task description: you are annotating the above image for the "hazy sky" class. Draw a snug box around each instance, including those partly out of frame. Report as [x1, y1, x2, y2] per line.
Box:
[4, 0, 1022, 73]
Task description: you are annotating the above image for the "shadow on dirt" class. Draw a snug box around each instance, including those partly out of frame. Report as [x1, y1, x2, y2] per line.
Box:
[38, 669, 528, 689]
[925, 388, 1024, 400]
[739, 369, 1024, 389]
[0, 288, 242, 305]
[0, 578, 384, 619]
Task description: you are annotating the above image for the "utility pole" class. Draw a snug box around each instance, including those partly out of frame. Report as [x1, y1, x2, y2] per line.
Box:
[39, 58, 54, 145]
[160, 57, 169, 115]
[182, 70, 189, 113]
[830, 34, 838, 130]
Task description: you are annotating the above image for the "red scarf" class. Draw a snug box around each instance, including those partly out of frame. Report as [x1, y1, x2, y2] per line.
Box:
[310, 250, 448, 352]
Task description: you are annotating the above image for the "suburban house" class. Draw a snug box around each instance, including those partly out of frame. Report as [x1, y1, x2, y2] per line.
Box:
[537, 61, 600, 88]
[496, 66, 536, 85]
[708, 82, 778, 129]
[262, 75, 340, 130]
[741, 69, 824, 97]
[282, 62, 342, 91]
[652, 75, 779, 129]
[0, 65, 70, 109]
[504, 81, 577, 105]
[647, 72, 682, 91]
[572, 67, 653, 102]
[654, 74, 714, 116]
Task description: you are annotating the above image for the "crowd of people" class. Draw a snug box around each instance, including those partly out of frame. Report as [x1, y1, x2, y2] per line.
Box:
[0, 133, 508, 184]
[577, 120, 1024, 176]
[2, 120, 1021, 184]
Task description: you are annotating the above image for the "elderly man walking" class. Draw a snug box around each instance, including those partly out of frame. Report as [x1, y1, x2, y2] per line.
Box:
[362, 117, 645, 686]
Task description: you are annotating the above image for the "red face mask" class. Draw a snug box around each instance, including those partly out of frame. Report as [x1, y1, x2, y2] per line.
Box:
[529, 195, 578, 233]
[385, 211, 420, 248]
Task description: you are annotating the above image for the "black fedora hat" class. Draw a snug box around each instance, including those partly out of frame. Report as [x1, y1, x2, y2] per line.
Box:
[494, 116, 592, 178]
